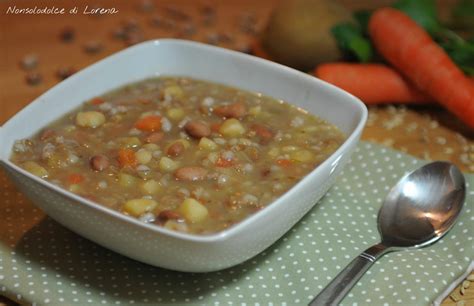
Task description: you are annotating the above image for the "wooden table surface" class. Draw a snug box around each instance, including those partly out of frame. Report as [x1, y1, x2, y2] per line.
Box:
[0, 0, 472, 305]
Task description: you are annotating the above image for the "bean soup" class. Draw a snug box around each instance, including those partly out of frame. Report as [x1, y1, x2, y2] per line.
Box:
[10, 77, 344, 234]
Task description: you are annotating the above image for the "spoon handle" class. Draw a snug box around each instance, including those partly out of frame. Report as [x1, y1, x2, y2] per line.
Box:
[308, 243, 388, 306]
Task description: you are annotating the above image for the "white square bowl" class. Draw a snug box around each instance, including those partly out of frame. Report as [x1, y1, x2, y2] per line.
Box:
[0, 39, 367, 272]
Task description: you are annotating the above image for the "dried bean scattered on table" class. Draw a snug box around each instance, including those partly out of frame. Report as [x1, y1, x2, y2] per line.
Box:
[19, 54, 38, 70]
[25, 72, 42, 86]
[83, 41, 103, 54]
[59, 26, 75, 43]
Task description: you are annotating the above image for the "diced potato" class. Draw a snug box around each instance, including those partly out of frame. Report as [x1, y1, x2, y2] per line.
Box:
[166, 108, 185, 121]
[199, 137, 218, 151]
[164, 85, 184, 99]
[135, 149, 152, 164]
[219, 118, 246, 137]
[46, 153, 68, 168]
[22, 161, 48, 178]
[291, 150, 314, 162]
[207, 152, 219, 163]
[143, 143, 160, 151]
[141, 179, 161, 194]
[69, 184, 81, 193]
[118, 137, 141, 148]
[75, 111, 106, 128]
[249, 106, 261, 116]
[301, 126, 319, 133]
[179, 198, 208, 223]
[163, 220, 188, 232]
[282, 145, 298, 152]
[179, 139, 190, 148]
[159, 157, 179, 172]
[63, 125, 76, 133]
[110, 115, 123, 122]
[118, 173, 139, 187]
[123, 198, 158, 217]
[267, 148, 280, 158]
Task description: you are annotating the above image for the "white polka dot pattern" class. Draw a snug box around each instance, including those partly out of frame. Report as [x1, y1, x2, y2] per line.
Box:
[0, 142, 472, 305]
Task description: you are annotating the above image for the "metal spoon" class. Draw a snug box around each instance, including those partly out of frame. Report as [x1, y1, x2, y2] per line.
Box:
[309, 161, 466, 306]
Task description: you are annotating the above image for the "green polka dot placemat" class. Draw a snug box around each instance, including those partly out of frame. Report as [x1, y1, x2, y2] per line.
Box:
[0, 142, 472, 305]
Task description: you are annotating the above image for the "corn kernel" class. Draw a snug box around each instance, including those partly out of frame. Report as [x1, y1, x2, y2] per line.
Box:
[123, 198, 158, 217]
[179, 198, 208, 223]
[291, 150, 314, 162]
[135, 149, 152, 164]
[159, 157, 179, 172]
[166, 108, 185, 121]
[141, 180, 161, 194]
[219, 118, 246, 137]
[198, 137, 218, 151]
[22, 161, 48, 178]
[75, 111, 106, 128]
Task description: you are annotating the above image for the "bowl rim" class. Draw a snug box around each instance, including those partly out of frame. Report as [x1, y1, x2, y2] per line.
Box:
[0, 38, 367, 243]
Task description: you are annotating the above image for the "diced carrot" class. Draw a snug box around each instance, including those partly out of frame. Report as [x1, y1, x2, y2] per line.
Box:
[90, 97, 105, 105]
[68, 173, 85, 184]
[211, 123, 222, 133]
[118, 148, 137, 168]
[135, 115, 162, 132]
[215, 157, 234, 168]
[276, 159, 292, 167]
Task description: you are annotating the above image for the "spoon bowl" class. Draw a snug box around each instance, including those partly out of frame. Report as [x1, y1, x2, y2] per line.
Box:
[379, 161, 465, 248]
[310, 161, 466, 306]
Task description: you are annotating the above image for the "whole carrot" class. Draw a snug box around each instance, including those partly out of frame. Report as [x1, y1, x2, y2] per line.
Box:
[369, 8, 474, 129]
[315, 63, 431, 104]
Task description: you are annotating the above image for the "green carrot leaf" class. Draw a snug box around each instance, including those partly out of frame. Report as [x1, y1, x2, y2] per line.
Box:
[331, 23, 374, 62]
[451, 0, 474, 29]
[392, 0, 441, 34]
[436, 30, 474, 75]
[353, 10, 372, 34]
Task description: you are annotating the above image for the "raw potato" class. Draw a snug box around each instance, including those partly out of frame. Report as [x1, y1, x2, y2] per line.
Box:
[123, 198, 158, 217]
[261, 0, 354, 71]
[179, 198, 209, 223]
